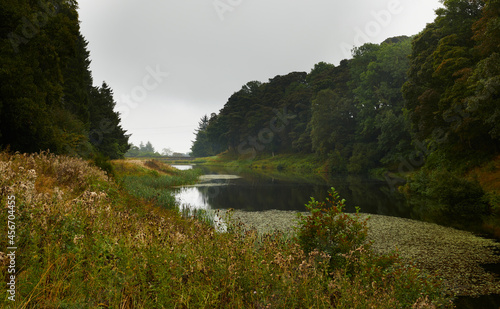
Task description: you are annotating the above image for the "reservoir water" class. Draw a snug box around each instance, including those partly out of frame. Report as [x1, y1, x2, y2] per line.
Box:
[172, 165, 410, 217]
[170, 164, 500, 308]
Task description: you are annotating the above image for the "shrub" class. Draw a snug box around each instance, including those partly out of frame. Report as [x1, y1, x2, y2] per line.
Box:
[347, 143, 379, 174]
[485, 191, 500, 213]
[91, 152, 115, 178]
[326, 150, 348, 174]
[405, 168, 489, 216]
[295, 187, 370, 270]
[295, 187, 454, 308]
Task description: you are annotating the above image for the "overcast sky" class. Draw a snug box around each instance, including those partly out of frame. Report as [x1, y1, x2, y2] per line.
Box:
[77, 0, 443, 154]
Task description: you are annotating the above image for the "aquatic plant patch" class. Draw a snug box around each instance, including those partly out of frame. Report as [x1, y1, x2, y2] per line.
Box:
[227, 209, 500, 297]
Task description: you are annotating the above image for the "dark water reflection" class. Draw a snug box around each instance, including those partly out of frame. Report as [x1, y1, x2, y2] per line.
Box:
[173, 165, 494, 237]
[173, 165, 411, 218]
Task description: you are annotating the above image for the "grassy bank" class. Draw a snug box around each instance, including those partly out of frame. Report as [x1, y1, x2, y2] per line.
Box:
[196, 152, 328, 177]
[194, 152, 393, 182]
[0, 152, 453, 307]
[112, 159, 202, 210]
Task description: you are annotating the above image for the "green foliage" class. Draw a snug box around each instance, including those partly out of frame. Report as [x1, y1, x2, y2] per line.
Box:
[405, 167, 489, 216]
[391, 0, 500, 223]
[0, 0, 128, 160]
[191, 115, 217, 157]
[334, 249, 453, 308]
[120, 168, 202, 210]
[295, 188, 369, 270]
[403, 0, 498, 157]
[310, 89, 356, 158]
[347, 143, 379, 174]
[88, 83, 130, 159]
[485, 191, 500, 212]
[325, 150, 348, 174]
[294, 187, 453, 307]
[193, 37, 414, 173]
[180, 206, 217, 228]
[376, 110, 413, 164]
[91, 152, 115, 178]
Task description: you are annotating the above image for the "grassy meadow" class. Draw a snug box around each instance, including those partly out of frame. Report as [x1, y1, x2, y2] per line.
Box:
[0, 152, 453, 308]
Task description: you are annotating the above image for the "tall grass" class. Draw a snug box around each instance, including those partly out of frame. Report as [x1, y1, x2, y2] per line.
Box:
[0, 152, 453, 308]
[180, 206, 219, 229]
[114, 159, 202, 210]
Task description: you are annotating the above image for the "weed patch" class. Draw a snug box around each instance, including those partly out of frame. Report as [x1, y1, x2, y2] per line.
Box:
[112, 159, 202, 210]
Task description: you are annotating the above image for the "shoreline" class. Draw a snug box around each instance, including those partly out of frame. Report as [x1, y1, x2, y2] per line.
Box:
[224, 209, 500, 297]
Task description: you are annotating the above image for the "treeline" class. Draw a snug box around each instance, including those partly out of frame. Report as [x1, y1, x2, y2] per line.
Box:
[192, 0, 500, 174]
[192, 36, 414, 173]
[125, 141, 188, 158]
[404, 0, 499, 163]
[0, 0, 129, 159]
[126, 141, 162, 158]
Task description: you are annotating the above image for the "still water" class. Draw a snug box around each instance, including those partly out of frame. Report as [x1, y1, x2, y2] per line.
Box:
[171, 164, 500, 309]
[172, 165, 410, 218]
[171, 164, 193, 171]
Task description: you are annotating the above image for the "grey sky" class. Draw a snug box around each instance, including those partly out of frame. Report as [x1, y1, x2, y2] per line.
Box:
[77, 0, 442, 154]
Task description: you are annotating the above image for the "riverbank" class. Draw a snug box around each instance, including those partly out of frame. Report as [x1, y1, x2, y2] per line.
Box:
[0, 153, 453, 307]
[194, 152, 328, 175]
[196, 153, 500, 239]
[226, 210, 500, 297]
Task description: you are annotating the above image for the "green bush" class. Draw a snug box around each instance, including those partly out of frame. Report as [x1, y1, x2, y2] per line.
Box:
[485, 191, 500, 213]
[347, 143, 379, 174]
[295, 187, 370, 270]
[294, 188, 454, 308]
[405, 168, 489, 216]
[326, 150, 348, 174]
[91, 152, 115, 177]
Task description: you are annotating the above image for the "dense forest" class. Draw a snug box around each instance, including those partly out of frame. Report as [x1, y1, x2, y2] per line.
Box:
[192, 0, 500, 175]
[0, 0, 129, 160]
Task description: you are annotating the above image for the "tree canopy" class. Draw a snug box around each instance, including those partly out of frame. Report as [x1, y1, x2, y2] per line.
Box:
[192, 0, 500, 174]
[0, 0, 129, 159]
[192, 36, 414, 172]
[403, 0, 499, 160]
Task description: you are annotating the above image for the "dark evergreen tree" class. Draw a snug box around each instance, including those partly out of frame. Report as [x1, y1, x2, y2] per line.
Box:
[191, 115, 214, 157]
[0, 0, 129, 159]
[88, 83, 130, 159]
